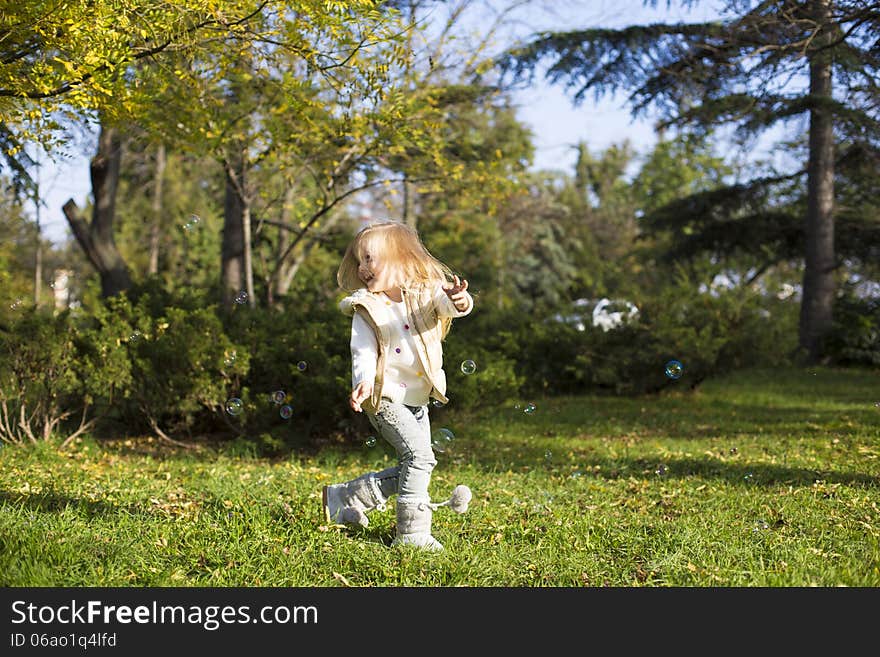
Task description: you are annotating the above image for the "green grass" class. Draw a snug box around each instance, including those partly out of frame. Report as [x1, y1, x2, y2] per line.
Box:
[1, 366, 878, 586]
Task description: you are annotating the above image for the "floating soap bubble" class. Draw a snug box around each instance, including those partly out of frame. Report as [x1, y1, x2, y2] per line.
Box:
[9, 298, 23, 311]
[224, 351, 237, 367]
[271, 390, 286, 405]
[183, 214, 201, 231]
[664, 360, 684, 379]
[431, 399, 446, 408]
[365, 436, 377, 448]
[655, 464, 668, 476]
[744, 472, 754, 482]
[431, 427, 455, 452]
[752, 519, 769, 532]
[544, 450, 552, 461]
[524, 403, 536, 414]
[297, 361, 308, 372]
[729, 447, 738, 455]
[279, 405, 293, 420]
[460, 359, 476, 375]
[225, 398, 244, 416]
[234, 291, 248, 304]
[128, 330, 142, 343]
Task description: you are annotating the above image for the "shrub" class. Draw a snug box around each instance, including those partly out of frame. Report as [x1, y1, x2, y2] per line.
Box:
[0, 308, 121, 445]
[76, 285, 245, 442]
[221, 291, 354, 451]
[825, 287, 880, 366]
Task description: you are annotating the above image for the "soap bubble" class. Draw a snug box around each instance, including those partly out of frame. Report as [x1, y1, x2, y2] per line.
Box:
[664, 360, 683, 379]
[279, 405, 293, 420]
[271, 390, 286, 405]
[365, 436, 377, 448]
[655, 464, 667, 476]
[431, 399, 446, 408]
[234, 291, 248, 304]
[460, 359, 476, 375]
[297, 361, 308, 372]
[524, 403, 536, 414]
[225, 398, 244, 416]
[752, 519, 769, 532]
[183, 214, 201, 231]
[431, 427, 455, 452]
[224, 351, 237, 367]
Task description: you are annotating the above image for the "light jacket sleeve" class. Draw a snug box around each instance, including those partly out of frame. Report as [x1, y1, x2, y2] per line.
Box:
[433, 282, 473, 318]
[350, 310, 378, 388]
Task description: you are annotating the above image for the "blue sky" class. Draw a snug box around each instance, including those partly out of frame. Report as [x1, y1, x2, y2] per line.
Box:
[33, 0, 731, 245]
[497, 0, 727, 171]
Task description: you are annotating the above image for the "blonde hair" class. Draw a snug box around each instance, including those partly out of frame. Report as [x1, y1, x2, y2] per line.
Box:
[337, 221, 454, 292]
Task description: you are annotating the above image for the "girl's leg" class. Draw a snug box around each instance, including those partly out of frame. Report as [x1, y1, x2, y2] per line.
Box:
[367, 399, 435, 505]
[372, 465, 399, 500]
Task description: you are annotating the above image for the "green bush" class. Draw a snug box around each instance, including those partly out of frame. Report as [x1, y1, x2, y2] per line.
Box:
[221, 289, 355, 452]
[451, 280, 798, 398]
[77, 285, 245, 440]
[0, 266, 807, 451]
[0, 308, 124, 444]
[826, 287, 880, 366]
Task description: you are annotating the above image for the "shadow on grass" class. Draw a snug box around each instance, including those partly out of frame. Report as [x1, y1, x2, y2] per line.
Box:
[474, 398, 880, 438]
[0, 490, 149, 518]
[577, 456, 880, 489]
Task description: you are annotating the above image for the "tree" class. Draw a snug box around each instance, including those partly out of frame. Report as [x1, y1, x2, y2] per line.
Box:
[500, 0, 880, 363]
[3, 1, 415, 305]
[130, 2, 447, 310]
[62, 122, 133, 298]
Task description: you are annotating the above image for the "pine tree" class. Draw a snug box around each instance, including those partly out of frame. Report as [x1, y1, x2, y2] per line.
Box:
[500, 0, 880, 363]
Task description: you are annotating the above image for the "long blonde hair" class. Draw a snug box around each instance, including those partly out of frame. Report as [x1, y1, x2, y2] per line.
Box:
[337, 221, 454, 292]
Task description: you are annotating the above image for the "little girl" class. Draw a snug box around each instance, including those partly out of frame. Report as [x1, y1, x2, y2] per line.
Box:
[323, 220, 474, 550]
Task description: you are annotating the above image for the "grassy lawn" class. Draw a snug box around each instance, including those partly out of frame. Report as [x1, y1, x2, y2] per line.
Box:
[1, 366, 878, 587]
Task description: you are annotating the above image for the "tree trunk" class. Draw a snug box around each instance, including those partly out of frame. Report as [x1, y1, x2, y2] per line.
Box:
[403, 173, 416, 230]
[148, 142, 166, 276]
[273, 186, 297, 304]
[62, 123, 132, 298]
[33, 179, 42, 307]
[221, 148, 246, 311]
[798, 0, 836, 364]
[242, 200, 254, 308]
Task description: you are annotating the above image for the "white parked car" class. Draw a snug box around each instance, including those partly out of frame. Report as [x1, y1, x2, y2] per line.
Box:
[592, 298, 640, 332]
[552, 298, 640, 332]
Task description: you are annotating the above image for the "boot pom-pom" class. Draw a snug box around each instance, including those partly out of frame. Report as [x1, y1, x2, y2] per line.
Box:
[448, 485, 472, 513]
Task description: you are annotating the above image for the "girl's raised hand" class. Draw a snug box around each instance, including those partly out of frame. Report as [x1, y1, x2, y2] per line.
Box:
[442, 275, 469, 311]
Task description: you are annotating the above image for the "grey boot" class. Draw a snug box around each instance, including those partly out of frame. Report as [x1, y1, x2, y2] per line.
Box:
[392, 501, 444, 551]
[322, 473, 387, 528]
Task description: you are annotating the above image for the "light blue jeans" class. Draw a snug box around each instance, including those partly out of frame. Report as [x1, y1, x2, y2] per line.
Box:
[366, 398, 436, 505]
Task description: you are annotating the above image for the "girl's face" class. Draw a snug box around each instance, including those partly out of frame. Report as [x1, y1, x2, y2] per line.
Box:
[357, 249, 397, 294]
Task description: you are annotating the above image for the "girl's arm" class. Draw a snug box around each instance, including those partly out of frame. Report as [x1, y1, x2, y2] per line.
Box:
[350, 311, 378, 412]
